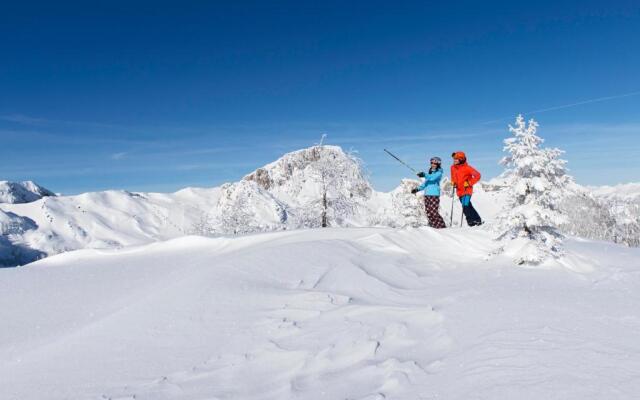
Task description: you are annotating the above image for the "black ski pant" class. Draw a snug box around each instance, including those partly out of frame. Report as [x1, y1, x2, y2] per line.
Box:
[459, 195, 482, 226]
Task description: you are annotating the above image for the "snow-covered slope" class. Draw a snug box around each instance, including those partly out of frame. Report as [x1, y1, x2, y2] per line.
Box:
[0, 180, 55, 204]
[590, 183, 640, 200]
[1, 146, 638, 267]
[0, 210, 45, 266]
[2, 227, 639, 399]
[559, 184, 639, 247]
[0, 187, 222, 265]
[482, 179, 640, 248]
[0, 146, 440, 266]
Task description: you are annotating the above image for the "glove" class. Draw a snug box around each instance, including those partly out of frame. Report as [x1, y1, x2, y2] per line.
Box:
[463, 181, 470, 188]
[411, 188, 419, 194]
[416, 171, 426, 178]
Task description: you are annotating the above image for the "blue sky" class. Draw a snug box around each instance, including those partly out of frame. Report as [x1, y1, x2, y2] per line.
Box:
[1, 1, 639, 194]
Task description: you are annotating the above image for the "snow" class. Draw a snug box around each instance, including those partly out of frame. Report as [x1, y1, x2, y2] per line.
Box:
[0, 180, 55, 204]
[0, 209, 44, 266]
[0, 146, 439, 266]
[589, 183, 640, 200]
[561, 183, 640, 247]
[494, 115, 571, 264]
[0, 187, 222, 265]
[2, 141, 640, 398]
[2, 227, 640, 399]
[1, 145, 639, 268]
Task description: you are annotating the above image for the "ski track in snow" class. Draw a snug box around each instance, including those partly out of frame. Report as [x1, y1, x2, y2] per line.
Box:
[2, 228, 640, 399]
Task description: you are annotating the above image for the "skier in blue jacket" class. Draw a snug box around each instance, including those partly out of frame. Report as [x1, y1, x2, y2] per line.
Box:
[411, 156, 447, 228]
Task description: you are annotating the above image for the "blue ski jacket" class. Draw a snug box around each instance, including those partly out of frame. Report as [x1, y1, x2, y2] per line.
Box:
[416, 168, 442, 196]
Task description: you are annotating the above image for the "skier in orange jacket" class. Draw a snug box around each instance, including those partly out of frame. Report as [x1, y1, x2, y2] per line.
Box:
[450, 151, 483, 226]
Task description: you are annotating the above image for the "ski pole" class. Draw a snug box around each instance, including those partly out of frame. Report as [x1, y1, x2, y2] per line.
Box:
[383, 149, 418, 173]
[449, 186, 455, 227]
[459, 194, 465, 227]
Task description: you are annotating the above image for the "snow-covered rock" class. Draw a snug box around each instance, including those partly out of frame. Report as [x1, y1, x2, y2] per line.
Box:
[0, 181, 55, 204]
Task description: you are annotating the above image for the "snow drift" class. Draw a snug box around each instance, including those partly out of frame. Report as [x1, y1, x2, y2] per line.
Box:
[2, 227, 640, 399]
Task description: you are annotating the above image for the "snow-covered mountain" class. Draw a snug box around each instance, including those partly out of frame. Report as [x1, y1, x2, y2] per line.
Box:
[0, 146, 438, 266]
[208, 146, 375, 234]
[2, 228, 640, 399]
[0, 210, 45, 266]
[3, 146, 640, 398]
[590, 183, 640, 200]
[481, 179, 640, 248]
[561, 183, 640, 247]
[0, 187, 223, 266]
[0, 145, 638, 267]
[0, 180, 55, 204]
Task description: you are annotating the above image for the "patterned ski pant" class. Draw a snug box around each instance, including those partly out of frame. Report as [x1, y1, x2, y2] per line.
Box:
[424, 195, 447, 229]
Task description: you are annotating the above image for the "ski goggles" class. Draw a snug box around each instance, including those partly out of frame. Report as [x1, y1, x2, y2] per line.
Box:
[430, 157, 441, 164]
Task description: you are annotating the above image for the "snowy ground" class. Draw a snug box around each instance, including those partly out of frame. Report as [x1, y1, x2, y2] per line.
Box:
[2, 227, 640, 400]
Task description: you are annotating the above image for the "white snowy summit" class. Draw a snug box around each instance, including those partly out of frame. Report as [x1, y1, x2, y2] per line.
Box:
[0, 181, 55, 204]
[206, 145, 374, 234]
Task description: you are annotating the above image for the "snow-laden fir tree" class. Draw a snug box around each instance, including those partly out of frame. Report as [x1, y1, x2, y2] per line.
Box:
[495, 115, 572, 265]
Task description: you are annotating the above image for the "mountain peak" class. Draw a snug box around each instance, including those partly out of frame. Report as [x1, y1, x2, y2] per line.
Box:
[244, 145, 356, 190]
[0, 181, 56, 204]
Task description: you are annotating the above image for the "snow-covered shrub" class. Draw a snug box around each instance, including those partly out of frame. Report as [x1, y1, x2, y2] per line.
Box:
[495, 115, 572, 265]
[365, 179, 428, 228]
[211, 181, 288, 235]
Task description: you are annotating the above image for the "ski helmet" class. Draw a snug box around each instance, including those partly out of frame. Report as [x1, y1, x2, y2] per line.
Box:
[430, 156, 442, 164]
[452, 151, 466, 162]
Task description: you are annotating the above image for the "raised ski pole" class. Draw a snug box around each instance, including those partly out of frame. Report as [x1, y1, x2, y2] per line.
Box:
[383, 149, 417, 174]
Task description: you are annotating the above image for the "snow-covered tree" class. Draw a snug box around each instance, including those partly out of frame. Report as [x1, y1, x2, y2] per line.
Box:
[495, 115, 572, 265]
[311, 143, 370, 228]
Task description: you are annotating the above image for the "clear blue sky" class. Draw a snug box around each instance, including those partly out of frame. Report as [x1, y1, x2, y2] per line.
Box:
[2, 1, 639, 194]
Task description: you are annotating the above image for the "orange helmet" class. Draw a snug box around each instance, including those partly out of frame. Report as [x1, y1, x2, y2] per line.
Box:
[452, 151, 466, 162]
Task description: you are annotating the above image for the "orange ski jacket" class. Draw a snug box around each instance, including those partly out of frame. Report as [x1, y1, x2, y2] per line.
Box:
[450, 163, 481, 197]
